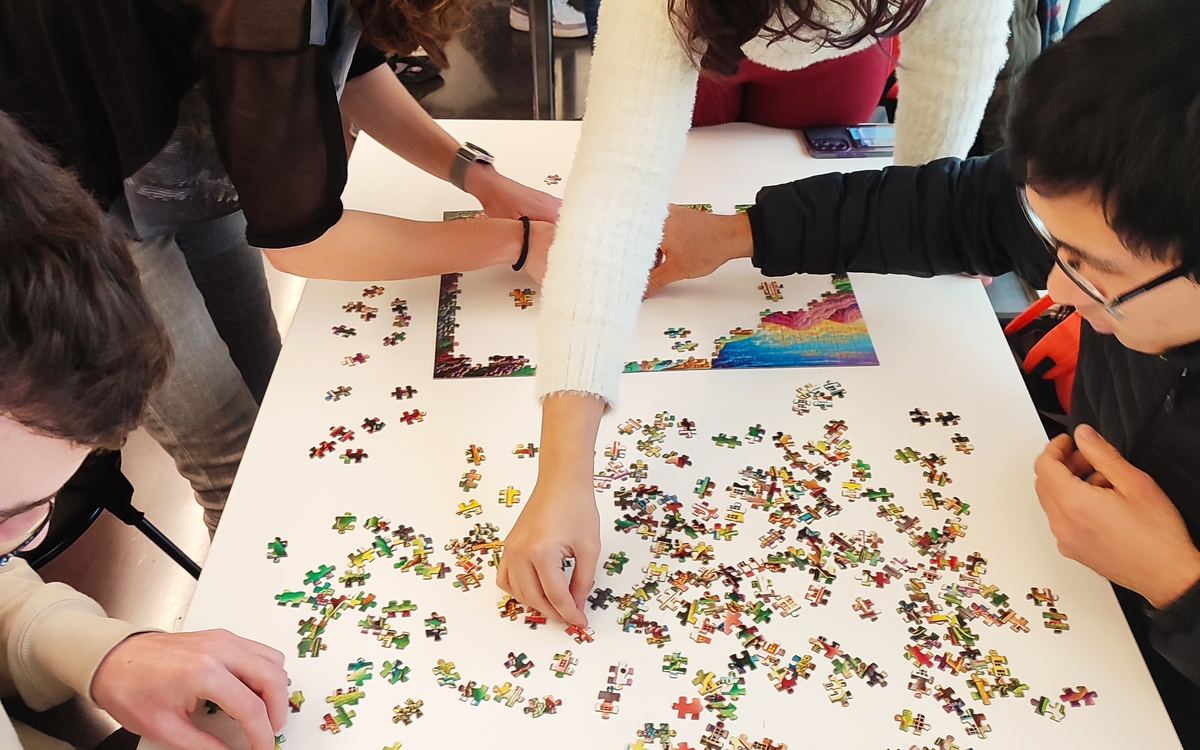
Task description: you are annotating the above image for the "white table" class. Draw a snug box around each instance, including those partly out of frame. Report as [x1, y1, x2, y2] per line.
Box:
[152, 122, 1181, 749]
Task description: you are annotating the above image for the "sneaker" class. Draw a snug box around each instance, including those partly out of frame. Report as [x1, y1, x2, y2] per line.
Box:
[509, 0, 588, 38]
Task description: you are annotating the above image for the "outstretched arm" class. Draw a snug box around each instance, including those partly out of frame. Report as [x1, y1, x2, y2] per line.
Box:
[262, 64, 560, 281]
[649, 151, 1055, 292]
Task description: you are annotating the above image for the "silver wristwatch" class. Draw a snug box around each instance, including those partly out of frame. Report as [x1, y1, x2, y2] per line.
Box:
[449, 142, 495, 191]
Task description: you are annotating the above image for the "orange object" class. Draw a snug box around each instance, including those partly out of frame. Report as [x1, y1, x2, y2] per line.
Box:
[1004, 296, 1081, 413]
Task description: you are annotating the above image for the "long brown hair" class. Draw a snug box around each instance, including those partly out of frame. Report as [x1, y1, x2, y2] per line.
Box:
[669, 0, 927, 76]
[352, 0, 480, 69]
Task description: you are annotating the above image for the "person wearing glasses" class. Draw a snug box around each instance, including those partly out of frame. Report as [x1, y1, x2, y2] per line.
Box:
[0, 111, 287, 750]
[647, 0, 1200, 742]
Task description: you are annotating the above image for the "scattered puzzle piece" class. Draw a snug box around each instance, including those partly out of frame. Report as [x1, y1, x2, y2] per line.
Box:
[673, 696, 703, 720]
[513, 443, 539, 459]
[392, 699, 424, 725]
[498, 486, 521, 507]
[267, 537, 288, 562]
[510, 288, 537, 309]
[604, 551, 629, 575]
[550, 650, 578, 678]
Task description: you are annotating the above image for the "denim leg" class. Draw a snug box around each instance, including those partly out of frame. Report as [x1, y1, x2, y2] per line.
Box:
[127, 233, 259, 532]
[174, 211, 281, 405]
[584, 0, 600, 40]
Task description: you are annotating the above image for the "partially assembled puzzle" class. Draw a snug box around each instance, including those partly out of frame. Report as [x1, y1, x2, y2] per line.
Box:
[432, 212, 878, 379]
[172, 267, 1181, 750]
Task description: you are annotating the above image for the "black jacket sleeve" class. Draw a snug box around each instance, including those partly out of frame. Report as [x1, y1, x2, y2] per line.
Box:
[1149, 579, 1200, 686]
[746, 149, 1054, 288]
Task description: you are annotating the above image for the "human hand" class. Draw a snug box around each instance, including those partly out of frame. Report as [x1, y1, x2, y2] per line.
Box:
[497, 393, 605, 626]
[645, 206, 755, 296]
[497, 466, 600, 627]
[1034, 424, 1200, 608]
[92, 630, 289, 750]
[468, 166, 561, 224]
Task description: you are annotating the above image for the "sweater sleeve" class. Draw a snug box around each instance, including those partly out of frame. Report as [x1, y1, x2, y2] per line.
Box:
[892, 0, 1014, 164]
[534, 0, 699, 408]
[746, 150, 1054, 286]
[0, 559, 153, 710]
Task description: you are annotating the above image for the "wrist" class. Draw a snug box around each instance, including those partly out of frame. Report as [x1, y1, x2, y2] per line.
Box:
[1144, 553, 1200, 609]
[463, 161, 500, 199]
[537, 393, 605, 476]
[720, 212, 754, 261]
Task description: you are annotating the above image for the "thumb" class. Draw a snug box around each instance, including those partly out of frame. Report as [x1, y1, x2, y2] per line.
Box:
[645, 262, 671, 298]
[1073, 424, 1145, 492]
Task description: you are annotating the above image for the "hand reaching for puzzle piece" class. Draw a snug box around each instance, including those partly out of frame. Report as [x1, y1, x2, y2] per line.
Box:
[1034, 424, 1200, 609]
[498, 472, 600, 628]
[646, 205, 754, 297]
[498, 393, 605, 627]
[92, 630, 289, 750]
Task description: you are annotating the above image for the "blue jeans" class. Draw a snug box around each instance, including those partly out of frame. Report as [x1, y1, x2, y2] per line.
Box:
[585, 0, 599, 40]
[124, 209, 280, 531]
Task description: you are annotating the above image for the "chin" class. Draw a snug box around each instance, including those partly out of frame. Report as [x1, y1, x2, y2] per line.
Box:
[1112, 331, 1170, 356]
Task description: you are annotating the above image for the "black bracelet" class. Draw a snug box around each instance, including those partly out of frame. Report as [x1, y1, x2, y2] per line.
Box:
[512, 216, 531, 271]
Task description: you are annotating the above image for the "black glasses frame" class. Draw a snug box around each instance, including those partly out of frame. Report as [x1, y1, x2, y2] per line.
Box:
[0, 500, 54, 567]
[1017, 188, 1196, 320]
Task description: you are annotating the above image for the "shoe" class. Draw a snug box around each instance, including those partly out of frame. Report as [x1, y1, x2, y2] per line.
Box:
[509, 0, 588, 38]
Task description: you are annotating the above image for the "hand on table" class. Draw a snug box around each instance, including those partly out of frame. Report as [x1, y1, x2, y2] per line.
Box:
[645, 205, 755, 296]
[469, 167, 562, 224]
[497, 467, 600, 627]
[92, 630, 289, 750]
[1034, 424, 1200, 608]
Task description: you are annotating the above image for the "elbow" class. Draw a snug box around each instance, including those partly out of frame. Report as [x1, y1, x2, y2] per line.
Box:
[263, 247, 303, 277]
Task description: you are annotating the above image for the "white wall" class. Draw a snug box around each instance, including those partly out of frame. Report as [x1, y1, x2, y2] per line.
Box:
[1073, 0, 1108, 21]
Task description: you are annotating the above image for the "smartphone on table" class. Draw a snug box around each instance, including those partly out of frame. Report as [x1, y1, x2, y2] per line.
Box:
[801, 124, 895, 158]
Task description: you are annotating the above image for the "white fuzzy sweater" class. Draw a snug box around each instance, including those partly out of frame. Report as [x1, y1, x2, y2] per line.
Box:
[537, 0, 1015, 407]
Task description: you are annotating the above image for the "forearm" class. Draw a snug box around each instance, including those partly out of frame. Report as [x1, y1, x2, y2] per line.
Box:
[892, 0, 1013, 164]
[536, 0, 699, 407]
[539, 393, 607, 482]
[0, 560, 149, 709]
[264, 209, 525, 280]
[341, 65, 461, 182]
[748, 151, 1053, 286]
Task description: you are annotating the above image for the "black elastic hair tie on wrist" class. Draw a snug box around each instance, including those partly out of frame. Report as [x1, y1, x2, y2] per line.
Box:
[512, 216, 531, 271]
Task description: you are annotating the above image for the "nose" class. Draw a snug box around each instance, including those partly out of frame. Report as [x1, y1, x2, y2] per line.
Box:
[1046, 266, 1097, 312]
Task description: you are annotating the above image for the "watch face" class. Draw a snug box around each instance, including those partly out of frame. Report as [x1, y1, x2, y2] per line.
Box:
[465, 142, 495, 164]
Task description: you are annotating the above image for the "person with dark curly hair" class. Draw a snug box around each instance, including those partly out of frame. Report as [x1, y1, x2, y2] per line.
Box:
[0, 0, 559, 534]
[502, 0, 1012, 627]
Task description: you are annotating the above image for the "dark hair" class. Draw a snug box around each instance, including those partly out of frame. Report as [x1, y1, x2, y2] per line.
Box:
[668, 0, 925, 76]
[352, 0, 480, 69]
[0, 111, 173, 449]
[1009, 0, 1200, 269]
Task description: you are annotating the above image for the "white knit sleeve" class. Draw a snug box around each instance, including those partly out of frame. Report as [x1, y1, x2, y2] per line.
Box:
[892, 0, 1015, 165]
[535, 0, 699, 408]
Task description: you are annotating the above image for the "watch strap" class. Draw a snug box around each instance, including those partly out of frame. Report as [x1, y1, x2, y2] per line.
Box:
[449, 143, 495, 192]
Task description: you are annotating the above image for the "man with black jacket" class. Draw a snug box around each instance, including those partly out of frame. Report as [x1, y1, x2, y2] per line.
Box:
[651, 0, 1200, 744]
